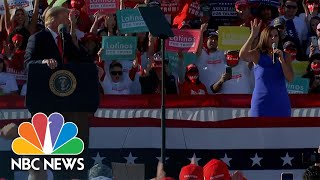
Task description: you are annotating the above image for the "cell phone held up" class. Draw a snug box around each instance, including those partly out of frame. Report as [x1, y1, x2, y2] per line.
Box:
[281, 172, 293, 180]
[311, 36, 318, 47]
[226, 66, 232, 75]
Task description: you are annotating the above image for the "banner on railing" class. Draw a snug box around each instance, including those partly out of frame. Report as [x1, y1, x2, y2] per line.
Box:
[2, 116, 320, 180]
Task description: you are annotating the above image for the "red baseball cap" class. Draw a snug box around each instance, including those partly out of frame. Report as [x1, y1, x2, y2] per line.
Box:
[70, 0, 84, 9]
[186, 64, 198, 72]
[235, 0, 249, 10]
[203, 159, 230, 180]
[12, 34, 24, 42]
[179, 164, 203, 180]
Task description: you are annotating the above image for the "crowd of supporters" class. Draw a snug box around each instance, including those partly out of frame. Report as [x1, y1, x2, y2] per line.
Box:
[88, 159, 249, 180]
[0, 0, 320, 96]
[87, 158, 320, 180]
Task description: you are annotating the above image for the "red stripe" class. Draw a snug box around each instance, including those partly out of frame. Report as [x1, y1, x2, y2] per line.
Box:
[2, 95, 320, 109]
[2, 117, 319, 129]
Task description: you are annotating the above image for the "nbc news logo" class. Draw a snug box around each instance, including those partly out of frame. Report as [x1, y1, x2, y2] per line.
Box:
[11, 113, 84, 171]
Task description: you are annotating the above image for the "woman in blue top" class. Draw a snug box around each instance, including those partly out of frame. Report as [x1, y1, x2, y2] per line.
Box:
[239, 19, 294, 117]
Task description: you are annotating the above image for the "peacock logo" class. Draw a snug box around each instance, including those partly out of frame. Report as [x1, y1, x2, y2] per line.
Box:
[12, 112, 84, 155]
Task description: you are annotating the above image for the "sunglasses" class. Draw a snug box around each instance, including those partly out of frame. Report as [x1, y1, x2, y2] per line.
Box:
[110, 71, 123, 76]
[188, 69, 199, 73]
[285, 5, 298, 9]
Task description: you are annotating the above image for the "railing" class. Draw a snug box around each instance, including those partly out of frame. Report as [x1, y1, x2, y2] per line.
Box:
[0, 94, 320, 109]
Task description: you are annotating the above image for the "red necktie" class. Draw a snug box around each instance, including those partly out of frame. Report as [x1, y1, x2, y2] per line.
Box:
[57, 35, 68, 64]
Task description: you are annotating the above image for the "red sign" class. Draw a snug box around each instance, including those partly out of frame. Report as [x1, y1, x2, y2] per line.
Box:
[166, 29, 201, 53]
[86, 0, 119, 15]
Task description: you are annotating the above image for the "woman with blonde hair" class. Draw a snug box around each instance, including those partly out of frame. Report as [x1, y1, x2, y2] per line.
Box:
[239, 19, 294, 117]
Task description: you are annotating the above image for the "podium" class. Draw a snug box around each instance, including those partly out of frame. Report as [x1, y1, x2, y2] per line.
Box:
[26, 63, 100, 113]
[26, 63, 100, 179]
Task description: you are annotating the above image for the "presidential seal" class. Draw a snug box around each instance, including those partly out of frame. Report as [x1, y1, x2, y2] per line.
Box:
[49, 70, 77, 97]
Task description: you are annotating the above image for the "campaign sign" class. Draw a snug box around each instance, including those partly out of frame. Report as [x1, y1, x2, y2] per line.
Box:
[86, 0, 119, 15]
[209, 0, 238, 26]
[286, 77, 310, 94]
[0, 0, 33, 15]
[292, 61, 309, 77]
[102, 36, 137, 61]
[116, 9, 149, 34]
[249, 0, 280, 7]
[165, 29, 201, 53]
[218, 26, 250, 51]
[166, 52, 196, 75]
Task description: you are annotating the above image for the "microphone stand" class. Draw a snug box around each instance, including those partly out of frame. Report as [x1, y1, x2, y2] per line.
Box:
[61, 33, 65, 64]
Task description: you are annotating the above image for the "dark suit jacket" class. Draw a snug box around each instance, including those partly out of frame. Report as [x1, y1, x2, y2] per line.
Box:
[24, 28, 90, 70]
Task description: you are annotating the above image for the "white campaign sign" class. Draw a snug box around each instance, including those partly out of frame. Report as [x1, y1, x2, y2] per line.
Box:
[0, 0, 33, 15]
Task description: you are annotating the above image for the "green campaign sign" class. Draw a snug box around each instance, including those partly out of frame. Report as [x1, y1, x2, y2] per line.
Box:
[101, 36, 137, 61]
[166, 52, 196, 74]
[292, 61, 308, 77]
[286, 77, 310, 94]
[116, 9, 149, 34]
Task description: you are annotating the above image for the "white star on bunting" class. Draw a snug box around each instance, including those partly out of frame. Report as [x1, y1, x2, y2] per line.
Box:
[188, 153, 201, 165]
[281, 153, 294, 166]
[92, 152, 106, 165]
[124, 152, 138, 164]
[250, 153, 263, 167]
[221, 153, 232, 167]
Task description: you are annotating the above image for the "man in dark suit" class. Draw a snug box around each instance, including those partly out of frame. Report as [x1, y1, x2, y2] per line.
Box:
[24, 7, 91, 180]
[24, 7, 87, 70]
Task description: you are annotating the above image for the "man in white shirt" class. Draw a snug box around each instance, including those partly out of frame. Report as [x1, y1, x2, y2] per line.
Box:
[196, 30, 226, 93]
[210, 51, 253, 94]
[101, 61, 138, 94]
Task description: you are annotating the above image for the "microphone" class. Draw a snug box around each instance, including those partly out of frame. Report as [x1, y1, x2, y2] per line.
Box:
[272, 43, 276, 64]
[58, 24, 67, 41]
[57, 24, 67, 63]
